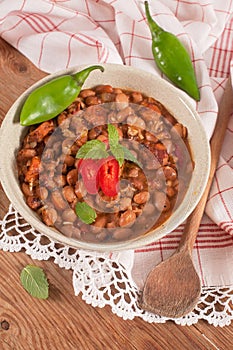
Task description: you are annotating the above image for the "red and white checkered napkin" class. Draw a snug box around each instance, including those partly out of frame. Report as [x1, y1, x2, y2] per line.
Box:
[0, 0, 233, 288]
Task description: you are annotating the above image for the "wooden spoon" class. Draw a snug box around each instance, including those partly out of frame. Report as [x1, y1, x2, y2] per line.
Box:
[139, 77, 233, 318]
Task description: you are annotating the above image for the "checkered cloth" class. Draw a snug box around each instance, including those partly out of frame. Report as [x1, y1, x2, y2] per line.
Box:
[0, 0, 233, 289]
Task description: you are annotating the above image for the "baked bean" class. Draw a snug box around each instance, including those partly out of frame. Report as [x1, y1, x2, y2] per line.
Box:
[79, 89, 96, 99]
[154, 191, 170, 213]
[100, 92, 115, 103]
[113, 88, 123, 94]
[63, 185, 76, 203]
[52, 141, 62, 157]
[36, 186, 48, 201]
[88, 126, 103, 140]
[17, 149, 36, 162]
[115, 93, 129, 104]
[21, 183, 34, 197]
[76, 133, 88, 148]
[127, 166, 139, 178]
[57, 112, 68, 125]
[142, 202, 156, 216]
[83, 105, 107, 125]
[60, 224, 73, 237]
[70, 198, 78, 210]
[27, 120, 54, 143]
[42, 160, 56, 174]
[25, 156, 41, 184]
[127, 125, 139, 138]
[67, 169, 78, 186]
[163, 166, 177, 181]
[133, 191, 150, 204]
[42, 148, 54, 162]
[95, 84, 113, 94]
[51, 190, 67, 210]
[41, 207, 57, 226]
[62, 208, 77, 222]
[92, 215, 107, 228]
[67, 101, 81, 114]
[26, 196, 41, 210]
[140, 107, 160, 122]
[119, 197, 132, 211]
[69, 143, 79, 156]
[127, 115, 146, 130]
[130, 91, 143, 103]
[74, 181, 86, 199]
[172, 123, 187, 139]
[54, 174, 67, 187]
[166, 186, 176, 198]
[131, 174, 147, 191]
[62, 139, 73, 154]
[60, 224, 81, 238]
[119, 209, 136, 227]
[115, 106, 134, 122]
[64, 155, 75, 167]
[85, 95, 101, 106]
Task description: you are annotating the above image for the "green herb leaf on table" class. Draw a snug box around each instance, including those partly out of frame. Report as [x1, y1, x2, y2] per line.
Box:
[76, 139, 109, 159]
[20, 265, 49, 299]
[75, 202, 97, 224]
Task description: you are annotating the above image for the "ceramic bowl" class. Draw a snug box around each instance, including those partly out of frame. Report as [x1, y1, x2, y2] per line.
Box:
[0, 63, 210, 251]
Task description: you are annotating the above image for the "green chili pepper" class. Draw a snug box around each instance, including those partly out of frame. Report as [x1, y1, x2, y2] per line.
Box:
[144, 1, 200, 101]
[20, 65, 104, 126]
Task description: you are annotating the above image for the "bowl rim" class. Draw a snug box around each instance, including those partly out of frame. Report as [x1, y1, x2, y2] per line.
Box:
[0, 63, 210, 251]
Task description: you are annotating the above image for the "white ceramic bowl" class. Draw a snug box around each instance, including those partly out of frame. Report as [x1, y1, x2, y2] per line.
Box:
[0, 64, 210, 251]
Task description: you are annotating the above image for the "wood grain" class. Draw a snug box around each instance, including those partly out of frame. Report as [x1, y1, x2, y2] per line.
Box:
[1, 37, 233, 350]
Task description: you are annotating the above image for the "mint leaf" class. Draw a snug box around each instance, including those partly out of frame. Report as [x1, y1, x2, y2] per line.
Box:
[122, 145, 142, 168]
[108, 124, 119, 148]
[111, 144, 125, 166]
[75, 202, 97, 224]
[76, 124, 142, 168]
[76, 139, 108, 159]
[108, 124, 125, 165]
[20, 265, 49, 299]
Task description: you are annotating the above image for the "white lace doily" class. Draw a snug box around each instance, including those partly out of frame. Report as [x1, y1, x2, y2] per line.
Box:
[1, 204, 233, 327]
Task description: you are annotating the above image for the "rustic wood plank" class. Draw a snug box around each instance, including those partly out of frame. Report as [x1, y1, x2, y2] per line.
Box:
[0, 39, 46, 123]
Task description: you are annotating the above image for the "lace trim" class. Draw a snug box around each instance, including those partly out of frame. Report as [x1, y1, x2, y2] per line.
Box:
[1, 204, 233, 326]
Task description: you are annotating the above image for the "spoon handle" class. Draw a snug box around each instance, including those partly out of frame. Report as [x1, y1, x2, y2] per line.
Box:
[179, 76, 233, 253]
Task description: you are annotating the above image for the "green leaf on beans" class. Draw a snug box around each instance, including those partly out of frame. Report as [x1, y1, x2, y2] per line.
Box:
[108, 123, 119, 148]
[76, 139, 109, 159]
[122, 145, 142, 168]
[20, 265, 49, 299]
[76, 124, 142, 168]
[75, 202, 97, 224]
[110, 144, 125, 167]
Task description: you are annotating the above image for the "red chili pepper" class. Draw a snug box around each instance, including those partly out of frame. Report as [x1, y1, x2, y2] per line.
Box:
[98, 158, 120, 197]
[78, 159, 100, 194]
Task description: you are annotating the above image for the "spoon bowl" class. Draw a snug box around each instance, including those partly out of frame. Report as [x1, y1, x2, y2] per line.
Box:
[140, 249, 201, 318]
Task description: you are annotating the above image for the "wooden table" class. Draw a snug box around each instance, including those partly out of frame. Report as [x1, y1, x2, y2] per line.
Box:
[0, 37, 232, 350]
